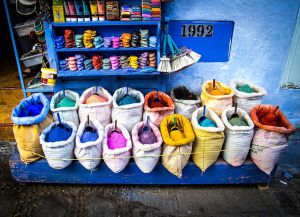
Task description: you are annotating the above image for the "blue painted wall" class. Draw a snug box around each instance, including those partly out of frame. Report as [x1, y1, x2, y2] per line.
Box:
[165, 0, 300, 126]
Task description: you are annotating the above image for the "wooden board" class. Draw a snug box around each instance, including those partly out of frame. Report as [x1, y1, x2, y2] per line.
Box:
[10, 148, 273, 185]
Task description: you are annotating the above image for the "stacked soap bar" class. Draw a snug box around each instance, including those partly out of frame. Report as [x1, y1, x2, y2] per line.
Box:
[131, 6, 141, 21]
[151, 0, 161, 21]
[142, 0, 152, 21]
[121, 5, 131, 21]
[106, 1, 119, 21]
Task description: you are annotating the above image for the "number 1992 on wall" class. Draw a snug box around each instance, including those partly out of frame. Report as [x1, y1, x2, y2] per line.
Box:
[181, 24, 214, 37]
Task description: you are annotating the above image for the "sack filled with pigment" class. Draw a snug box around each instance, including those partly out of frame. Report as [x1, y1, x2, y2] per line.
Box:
[132, 121, 163, 173]
[75, 118, 104, 170]
[143, 91, 175, 126]
[40, 121, 77, 169]
[250, 105, 295, 175]
[50, 90, 80, 127]
[11, 93, 53, 164]
[170, 86, 200, 120]
[102, 122, 132, 173]
[230, 80, 267, 114]
[221, 107, 254, 166]
[160, 114, 195, 178]
[79, 86, 113, 127]
[112, 87, 144, 132]
[191, 107, 225, 172]
[201, 80, 235, 116]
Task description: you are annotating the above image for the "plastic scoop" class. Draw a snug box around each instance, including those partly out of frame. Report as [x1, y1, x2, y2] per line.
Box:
[171, 117, 179, 131]
[152, 89, 161, 103]
[198, 106, 206, 123]
[142, 116, 151, 132]
[57, 113, 71, 131]
[112, 120, 121, 133]
[230, 103, 239, 119]
[85, 115, 95, 132]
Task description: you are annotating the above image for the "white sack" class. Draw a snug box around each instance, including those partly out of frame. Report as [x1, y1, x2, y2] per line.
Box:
[170, 91, 200, 120]
[79, 87, 113, 127]
[221, 107, 254, 166]
[75, 118, 104, 170]
[40, 121, 77, 169]
[250, 129, 288, 175]
[112, 87, 144, 132]
[132, 121, 162, 173]
[50, 90, 80, 127]
[230, 80, 267, 114]
[102, 123, 132, 173]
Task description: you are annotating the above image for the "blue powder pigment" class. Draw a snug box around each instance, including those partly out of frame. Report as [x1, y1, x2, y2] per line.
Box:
[118, 95, 139, 106]
[46, 124, 72, 142]
[80, 128, 99, 143]
[19, 102, 44, 117]
[198, 117, 217, 127]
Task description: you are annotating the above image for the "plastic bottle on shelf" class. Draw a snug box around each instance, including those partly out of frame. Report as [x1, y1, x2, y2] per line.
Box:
[68, 0, 78, 21]
[74, 0, 84, 21]
[89, 0, 98, 21]
[82, 0, 91, 21]
[64, 0, 71, 22]
[97, 0, 105, 21]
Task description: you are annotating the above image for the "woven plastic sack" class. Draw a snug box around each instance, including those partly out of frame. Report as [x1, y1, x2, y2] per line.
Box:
[11, 93, 53, 164]
[230, 80, 267, 114]
[102, 123, 132, 173]
[79, 86, 113, 127]
[75, 118, 104, 170]
[201, 80, 235, 116]
[143, 91, 175, 127]
[50, 90, 80, 127]
[221, 107, 254, 166]
[112, 87, 145, 132]
[170, 86, 200, 120]
[160, 114, 195, 178]
[40, 121, 77, 169]
[250, 105, 295, 174]
[132, 121, 163, 173]
[191, 107, 225, 172]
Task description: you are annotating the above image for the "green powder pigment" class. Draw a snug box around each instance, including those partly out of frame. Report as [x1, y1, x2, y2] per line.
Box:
[229, 117, 248, 126]
[236, 84, 255, 93]
[56, 97, 76, 108]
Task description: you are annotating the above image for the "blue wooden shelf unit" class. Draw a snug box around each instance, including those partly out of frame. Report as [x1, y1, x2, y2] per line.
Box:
[10, 148, 272, 184]
[44, 18, 163, 94]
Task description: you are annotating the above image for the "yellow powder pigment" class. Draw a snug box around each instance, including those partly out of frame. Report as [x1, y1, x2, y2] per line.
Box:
[170, 129, 185, 140]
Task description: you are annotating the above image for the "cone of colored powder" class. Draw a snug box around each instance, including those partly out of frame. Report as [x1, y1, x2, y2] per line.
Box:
[118, 95, 139, 106]
[85, 95, 108, 104]
[56, 97, 76, 108]
[107, 131, 127, 150]
[209, 89, 225, 96]
[139, 128, 157, 144]
[237, 84, 255, 93]
[170, 129, 185, 140]
[80, 127, 99, 143]
[229, 117, 248, 126]
[198, 117, 217, 127]
[46, 124, 72, 142]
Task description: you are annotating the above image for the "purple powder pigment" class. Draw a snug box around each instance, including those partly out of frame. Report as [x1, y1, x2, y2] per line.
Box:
[107, 131, 127, 150]
[138, 128, 157, 144]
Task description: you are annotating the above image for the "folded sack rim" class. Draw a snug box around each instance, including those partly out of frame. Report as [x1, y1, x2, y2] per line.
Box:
[192, 107, 225, 132]
[11, 93, 50, 125]
[202, 80, 235, 100]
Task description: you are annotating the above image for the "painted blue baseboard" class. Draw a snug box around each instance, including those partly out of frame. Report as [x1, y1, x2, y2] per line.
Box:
[9, 148, 272, 185]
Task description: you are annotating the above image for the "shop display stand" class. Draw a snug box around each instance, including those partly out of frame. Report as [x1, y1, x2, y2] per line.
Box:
[3, 0, 54, 95]
[8, 0, 273, 184]
[10, 148, 273, 184]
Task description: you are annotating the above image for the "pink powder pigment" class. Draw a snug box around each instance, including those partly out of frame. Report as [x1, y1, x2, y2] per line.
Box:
[107, 131, 127, 150]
